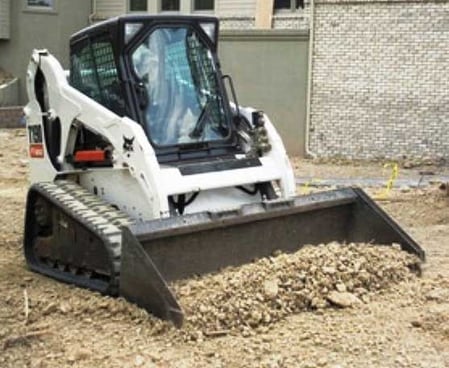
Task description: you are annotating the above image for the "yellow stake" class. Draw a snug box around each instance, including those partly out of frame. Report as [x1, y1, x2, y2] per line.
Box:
[375, 163, 399, 199]
[301, 178, 321, 195]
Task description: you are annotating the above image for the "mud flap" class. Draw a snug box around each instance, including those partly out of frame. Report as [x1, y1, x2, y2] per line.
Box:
[119, 187, 424, 327]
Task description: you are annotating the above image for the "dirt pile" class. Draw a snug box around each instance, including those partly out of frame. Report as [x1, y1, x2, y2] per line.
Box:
[174, 242, 421, 339]
[0, 241, 423, 352]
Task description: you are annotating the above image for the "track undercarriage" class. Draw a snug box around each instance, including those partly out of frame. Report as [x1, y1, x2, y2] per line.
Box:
[24, 181, 133, 295]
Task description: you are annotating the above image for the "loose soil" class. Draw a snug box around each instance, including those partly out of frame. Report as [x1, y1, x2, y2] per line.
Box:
[0, 129, 448, 368]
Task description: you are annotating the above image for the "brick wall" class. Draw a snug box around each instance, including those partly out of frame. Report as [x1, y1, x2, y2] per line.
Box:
[0, 106, 24, 128]
[309, 0, 449, 160]
[219, 12, 309, 31]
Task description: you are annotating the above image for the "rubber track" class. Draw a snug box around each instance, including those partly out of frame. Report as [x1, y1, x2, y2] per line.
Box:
[29, 180, 133, 295]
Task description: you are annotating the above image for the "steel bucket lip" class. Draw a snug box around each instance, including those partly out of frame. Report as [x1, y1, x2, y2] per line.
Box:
[130, 188, 359, 241]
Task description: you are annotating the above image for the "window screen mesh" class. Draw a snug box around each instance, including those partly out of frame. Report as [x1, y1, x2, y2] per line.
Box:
[70, 38, 125, 116]
[70, 44, 100, 101]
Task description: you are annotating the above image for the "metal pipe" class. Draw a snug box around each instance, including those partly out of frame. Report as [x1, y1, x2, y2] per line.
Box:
[304, 0, 317, 158]
[88, 0, 97, 24]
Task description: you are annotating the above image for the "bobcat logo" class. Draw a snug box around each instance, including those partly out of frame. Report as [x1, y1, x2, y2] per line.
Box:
[123, 136, 135, 152]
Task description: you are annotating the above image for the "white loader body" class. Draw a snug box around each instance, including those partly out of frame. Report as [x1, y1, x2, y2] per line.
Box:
[25, 50, 296, 221]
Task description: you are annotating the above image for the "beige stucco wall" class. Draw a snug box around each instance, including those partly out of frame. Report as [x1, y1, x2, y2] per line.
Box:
[219, 30, 309, 156]
[0, 0, 91, 104]
[0, 0, 10, 39]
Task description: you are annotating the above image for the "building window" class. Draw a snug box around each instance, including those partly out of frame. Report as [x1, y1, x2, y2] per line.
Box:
[194, 0, 214, 11]
[274, 0, 303, 11]
[25, 0, 56, 12]
[161, 0, 180, 11]
[129, 0, 147, 11]
[27, 0, 53, 8]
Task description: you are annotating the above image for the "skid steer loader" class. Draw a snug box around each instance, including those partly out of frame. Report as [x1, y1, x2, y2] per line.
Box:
[23, 15, 424, 327]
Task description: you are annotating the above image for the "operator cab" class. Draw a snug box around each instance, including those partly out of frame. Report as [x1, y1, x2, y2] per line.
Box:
[69, 15, 238, 163]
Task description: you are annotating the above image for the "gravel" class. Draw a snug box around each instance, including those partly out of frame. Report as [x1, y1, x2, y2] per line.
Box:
[1, 129, 447, 367]
[173, 242, 421, 339]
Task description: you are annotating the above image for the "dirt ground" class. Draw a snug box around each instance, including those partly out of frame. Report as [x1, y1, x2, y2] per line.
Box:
[0, 128, 448, 368]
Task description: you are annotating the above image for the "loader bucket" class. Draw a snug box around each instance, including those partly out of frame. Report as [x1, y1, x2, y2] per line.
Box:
[119, 187, 424, 327]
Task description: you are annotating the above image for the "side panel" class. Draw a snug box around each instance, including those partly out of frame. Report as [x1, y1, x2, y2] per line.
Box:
[24, 51, 167, 220]
[79, 169, 155, 221]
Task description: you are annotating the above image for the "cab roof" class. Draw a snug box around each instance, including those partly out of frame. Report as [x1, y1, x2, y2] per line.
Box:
[70, 14, 219, 46]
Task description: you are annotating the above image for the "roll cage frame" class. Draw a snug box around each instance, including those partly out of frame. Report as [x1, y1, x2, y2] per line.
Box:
[69, 15, 240, 163]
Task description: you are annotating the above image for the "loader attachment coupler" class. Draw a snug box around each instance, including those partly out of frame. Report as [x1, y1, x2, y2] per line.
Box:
[119, 187, 424, 327]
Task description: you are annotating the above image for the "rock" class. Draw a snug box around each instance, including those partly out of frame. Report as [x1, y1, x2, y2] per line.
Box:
[361, 294, 371, 303]
[59, 302, 71, 314]
[42, 302, 58, 316]
[425, 288, 449, 302]
[327, 292, 362, 308]
[74, 348, 91, 361]
[190, 330, 203, 342]
[301, 361, 318, 368]
[263, 278, 279, 299]
[249, 310, 263, 326]
[261, 335, 272, 343]
[323, 266, 337, 275]
[30, 358, 44, 368]
[395, 356, 407, 366]
[317, 357, 328, 366]
[335, 283, 347, 292]
[261, 354, 283, 368]
[134, 355, 145, 366]
[272, 250, 282, 257]
[391, 243, 402, 251]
